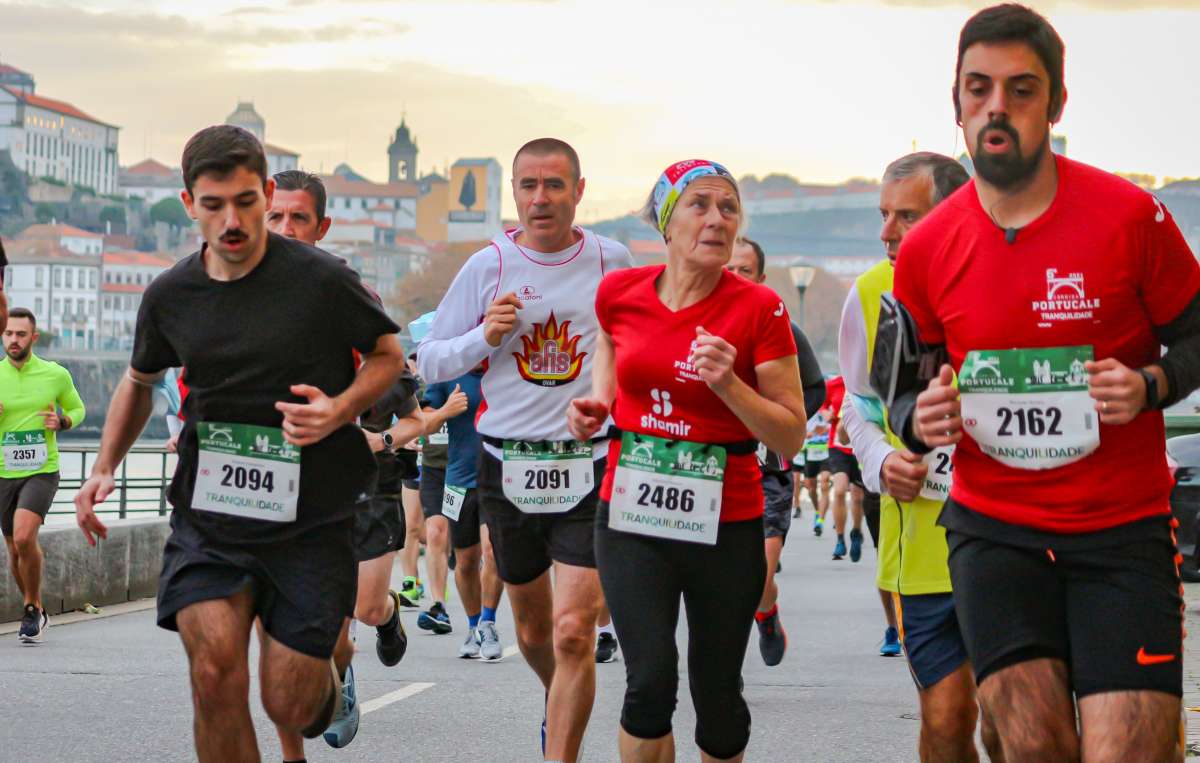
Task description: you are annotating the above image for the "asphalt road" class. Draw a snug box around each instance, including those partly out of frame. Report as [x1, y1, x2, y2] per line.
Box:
[0, 515, 967, 762]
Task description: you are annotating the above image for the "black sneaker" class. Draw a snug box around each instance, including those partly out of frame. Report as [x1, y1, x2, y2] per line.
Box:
[18, 604, 44, 643]
[417, 601, 452, 634]
[376, 590, 408, 667]
[595, 632, 618, 663]
[756, 611, 787, 666]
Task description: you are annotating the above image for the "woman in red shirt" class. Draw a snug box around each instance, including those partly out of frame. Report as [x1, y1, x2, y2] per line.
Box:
[568, 159, 806, 762]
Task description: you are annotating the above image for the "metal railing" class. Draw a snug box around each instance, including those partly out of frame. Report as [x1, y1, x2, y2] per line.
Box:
[47, 443, 175, 519]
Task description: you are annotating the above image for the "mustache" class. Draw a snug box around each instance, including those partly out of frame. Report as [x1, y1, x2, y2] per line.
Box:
[220, 230, 248, 243]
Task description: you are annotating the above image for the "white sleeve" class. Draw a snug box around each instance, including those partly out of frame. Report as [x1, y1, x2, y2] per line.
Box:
[838, 282, 895, 494]
[166, 414, 183, 438]
[600, 238, 634, 273]
[416, 248, 498, 384]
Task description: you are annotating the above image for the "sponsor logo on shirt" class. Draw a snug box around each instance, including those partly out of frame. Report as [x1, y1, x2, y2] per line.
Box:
[1031, 268, 1101, 326]
[512, 312, 586, 387]
[517, 285, 542, 302]
[641, 388, 693, 437]
[673, 340, 703, 383]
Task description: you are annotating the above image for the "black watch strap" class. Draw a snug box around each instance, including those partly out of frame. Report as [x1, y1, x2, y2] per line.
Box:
[1137, 368, 1160, 411]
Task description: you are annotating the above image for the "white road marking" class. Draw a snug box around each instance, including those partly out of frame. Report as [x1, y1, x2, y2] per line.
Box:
[502, 644, 520, 659]
[361, 682, 436, 714]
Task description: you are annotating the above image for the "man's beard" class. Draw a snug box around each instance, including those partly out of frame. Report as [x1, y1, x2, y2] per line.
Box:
[6, 345, 30, 361]
[973, 120, 1047, 190]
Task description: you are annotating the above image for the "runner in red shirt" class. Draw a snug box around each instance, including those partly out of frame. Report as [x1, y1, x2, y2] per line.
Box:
[884, 6, 1200, 760]
[568, 159, 805, 762]
[823, 375, 868, 562]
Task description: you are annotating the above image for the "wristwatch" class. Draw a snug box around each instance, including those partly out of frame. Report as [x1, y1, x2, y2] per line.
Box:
[382, 432, 395, 451]
[1137, 368, 1160, 411]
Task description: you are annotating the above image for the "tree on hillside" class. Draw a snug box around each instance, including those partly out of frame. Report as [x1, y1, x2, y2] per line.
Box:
[387, 250, 473, 327]
[100, 205, 126, 228]
[150, 197, 191, 229]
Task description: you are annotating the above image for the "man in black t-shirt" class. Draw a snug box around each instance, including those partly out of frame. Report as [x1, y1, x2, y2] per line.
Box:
[263, 169, 424, 757]
[74, 126, 403, 762]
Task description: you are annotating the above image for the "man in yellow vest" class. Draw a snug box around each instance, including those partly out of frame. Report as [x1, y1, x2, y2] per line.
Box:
[837, 152, 981, 762]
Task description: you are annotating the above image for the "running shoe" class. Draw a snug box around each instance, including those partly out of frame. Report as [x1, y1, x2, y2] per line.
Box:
[448, 547, 457, 571]
[849, 528, 864, 563]
[18, 604, 46, 644]
[756, 610, 787, 666]
[792, 505, 802, 519]
[595, 632, 618, 663]
[397, 576, 423, 607]
[323, 663, 360, 748]
[832, 536, 846, 560]
[813, 515, 824, 537]
[375, 590, 408, 667]
[478, 620, 503, 661]
[459, 627, 481, 659]
[880, 626, 902, 657]
[417, 601, 453, 634]
[776, 560, 783, 573]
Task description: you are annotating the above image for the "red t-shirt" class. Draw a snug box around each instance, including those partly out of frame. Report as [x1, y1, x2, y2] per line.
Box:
[894, 155, 1200, 534]
[595, 265, 797, 522]
[825, 375, 852, 454]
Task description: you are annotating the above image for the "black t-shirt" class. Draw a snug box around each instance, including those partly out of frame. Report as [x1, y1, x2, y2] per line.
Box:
[760, 321, 824, 474]
[132, 233, 400, 543]
[361, 370, 420, 493]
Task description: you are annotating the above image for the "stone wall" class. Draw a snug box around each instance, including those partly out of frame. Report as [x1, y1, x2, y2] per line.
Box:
[0, 517, 169, 621]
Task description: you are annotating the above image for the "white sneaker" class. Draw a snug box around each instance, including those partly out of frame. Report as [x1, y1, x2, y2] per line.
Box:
[459, 627, 481, 659]
[478, 621, 503, 661]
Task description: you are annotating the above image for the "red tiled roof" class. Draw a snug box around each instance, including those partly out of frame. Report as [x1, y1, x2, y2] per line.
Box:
[332, 218, 392, 229]
[102, 283, 145, 293]
[4, 238, 99, 264]
[103, 250, 174, 268]
[628, 239, 666, 256]
[125, 158, 175, 177]
[320, 174, 419, 199]
[0, 85, 114, 127]
[19, 223, 103, 240]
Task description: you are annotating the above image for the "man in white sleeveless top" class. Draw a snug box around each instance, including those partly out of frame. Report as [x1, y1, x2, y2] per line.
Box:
[418, 138, 632, 763]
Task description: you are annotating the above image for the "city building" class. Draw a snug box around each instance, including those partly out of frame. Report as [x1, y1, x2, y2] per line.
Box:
[100, 250, 173, 350]
[388, 120, 418, 182]
[0, 61, 120, 194]
[119, 158, 182, 205]
[17, 223, 103, 255]
[2, 237, 100, 349]
[446, 158, 502, 242]
[223, 100, 300, 176]
[321, 173, 420, 240]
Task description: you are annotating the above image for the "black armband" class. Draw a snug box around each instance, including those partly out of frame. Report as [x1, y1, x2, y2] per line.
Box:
[1154, 290, 1200, 409]
[870, 293, 944, 455]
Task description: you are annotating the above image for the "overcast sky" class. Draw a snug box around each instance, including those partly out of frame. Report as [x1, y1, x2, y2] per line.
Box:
[2, 0, 1197, 221]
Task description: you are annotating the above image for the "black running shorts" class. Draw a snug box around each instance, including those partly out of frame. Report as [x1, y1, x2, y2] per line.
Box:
[419, 466, 447, 520]
[354, 492, 405, 563]
[0, 472, 59, 536]
[946, 510, 1183, 697]
[827, 449, 864, 488]
[157, 512, 357, 659]
[448, 488, 482, 550]
[803, 458, 828, 480]
[862, 489, 881, 548]
[761, 471, 793, 542]
[477, 448, 601, 585]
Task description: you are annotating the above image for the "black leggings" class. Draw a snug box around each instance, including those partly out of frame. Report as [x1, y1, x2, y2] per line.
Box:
[595, 502, 766, 759]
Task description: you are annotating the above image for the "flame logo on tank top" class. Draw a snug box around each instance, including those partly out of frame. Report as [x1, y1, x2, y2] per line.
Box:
[512, 312, 586, 387]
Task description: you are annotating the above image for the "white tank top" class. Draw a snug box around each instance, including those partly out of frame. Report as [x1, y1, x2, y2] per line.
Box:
[478, 227, 610, 442]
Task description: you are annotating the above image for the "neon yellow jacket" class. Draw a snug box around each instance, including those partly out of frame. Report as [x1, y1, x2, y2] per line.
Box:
[0, 352, 86, 478]
[856, 260, 952, 596]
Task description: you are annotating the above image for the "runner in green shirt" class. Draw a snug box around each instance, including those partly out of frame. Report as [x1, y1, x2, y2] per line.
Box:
[0, 307, 85, 643]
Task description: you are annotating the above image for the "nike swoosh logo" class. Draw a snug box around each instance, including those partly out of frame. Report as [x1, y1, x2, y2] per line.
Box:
[1136, 647, 1176, 665]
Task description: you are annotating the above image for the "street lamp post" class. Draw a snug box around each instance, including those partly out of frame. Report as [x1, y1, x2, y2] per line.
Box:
[788, 262, 817, 331]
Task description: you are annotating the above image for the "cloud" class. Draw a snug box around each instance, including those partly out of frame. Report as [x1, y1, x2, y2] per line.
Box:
[814, 0, 1200, 9]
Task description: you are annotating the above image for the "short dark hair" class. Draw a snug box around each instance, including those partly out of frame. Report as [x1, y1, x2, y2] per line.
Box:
[513, 138, 581, 183]
[8, 307, 35, 329]
[737, 237, 766, 278]
[955, 4, 1065, 122]
[882, 152, 970, 205]
[274, 170, 328, 220]
[181, 125, 269, 195]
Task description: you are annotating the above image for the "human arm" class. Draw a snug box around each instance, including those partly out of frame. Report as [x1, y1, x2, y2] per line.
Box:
[50, 371, 86, 430]
[75, 368, 162, 545]
[364, 406, 427, 454]
[567, 328, 616, 441]
[276, 333, 404, 447]
[691, 326, 807, 459]
[420, 383, 468, 436]
[416, 251, 513, 383]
